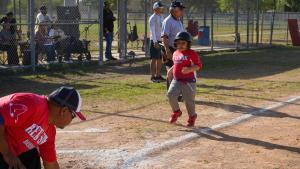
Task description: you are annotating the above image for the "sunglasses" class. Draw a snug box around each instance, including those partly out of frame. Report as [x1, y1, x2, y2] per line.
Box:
[59, 106, 76, 119]
[69, 108, 76, 119]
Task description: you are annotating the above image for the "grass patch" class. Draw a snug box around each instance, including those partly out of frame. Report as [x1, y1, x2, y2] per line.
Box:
[1, 47, 300, 111]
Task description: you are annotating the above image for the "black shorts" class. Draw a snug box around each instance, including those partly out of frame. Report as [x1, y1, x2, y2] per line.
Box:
[0, 149, 41, 169]
[150, 40, 162, 59]
[161, 46, 176, 68]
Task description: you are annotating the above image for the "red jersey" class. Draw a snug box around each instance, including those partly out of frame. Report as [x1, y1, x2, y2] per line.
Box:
[173, 49, 202, 82]
[0, 93, 57, 162]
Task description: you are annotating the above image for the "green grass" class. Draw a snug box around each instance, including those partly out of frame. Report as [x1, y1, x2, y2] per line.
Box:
[1, 47, 300, 110]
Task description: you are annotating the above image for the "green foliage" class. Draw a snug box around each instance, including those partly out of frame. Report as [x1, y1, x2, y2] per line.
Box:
[285, 0, 300, 11]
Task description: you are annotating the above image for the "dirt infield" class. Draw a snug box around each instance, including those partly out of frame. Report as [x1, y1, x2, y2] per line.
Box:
[1, 47, 300, 169]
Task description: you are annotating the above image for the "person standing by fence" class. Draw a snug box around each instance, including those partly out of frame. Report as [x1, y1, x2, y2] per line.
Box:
[0, 12, 18, 65]
[103, 1, 117, 61]
[35, 6, 52, 33]
[149, 1, 165, 83]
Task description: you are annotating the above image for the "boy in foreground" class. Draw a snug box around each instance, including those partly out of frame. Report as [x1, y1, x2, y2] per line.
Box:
[167, 32, 202, 127]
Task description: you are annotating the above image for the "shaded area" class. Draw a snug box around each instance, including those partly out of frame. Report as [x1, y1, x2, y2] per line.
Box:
[200, 47, 300, 80]
[196, 100, 300, 120]
[197, 129, 300, 154]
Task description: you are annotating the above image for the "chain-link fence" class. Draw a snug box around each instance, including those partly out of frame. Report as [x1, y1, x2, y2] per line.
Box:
[0, 0, 299, 71]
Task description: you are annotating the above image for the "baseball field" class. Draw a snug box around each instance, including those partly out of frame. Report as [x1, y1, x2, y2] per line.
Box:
[1, 46, 300, 168]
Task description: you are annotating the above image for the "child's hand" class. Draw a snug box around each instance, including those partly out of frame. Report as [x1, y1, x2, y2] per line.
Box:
[182, 67, 191, 74]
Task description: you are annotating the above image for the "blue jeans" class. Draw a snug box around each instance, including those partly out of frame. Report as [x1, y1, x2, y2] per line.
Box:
[104, 32, 113, 58]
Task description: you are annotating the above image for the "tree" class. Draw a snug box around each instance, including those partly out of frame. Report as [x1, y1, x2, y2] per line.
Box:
[285, 0, 300, 11]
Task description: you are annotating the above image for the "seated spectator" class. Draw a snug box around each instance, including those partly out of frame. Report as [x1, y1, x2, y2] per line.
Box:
[0, 23, 19, 65]
[48, 23, 65, 38]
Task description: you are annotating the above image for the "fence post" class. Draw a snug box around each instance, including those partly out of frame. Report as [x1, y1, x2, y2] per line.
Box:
[246, 0, 250, 48]
[269, 11, 276, 46]
[29, 0, 36, 72]
[144, 0, 149, 56]
[256, 0, 260, 47]
[234, 0, 239, 51]
[119, 0, 127, 61]
[260, 12, 264, 44]
[210, 10, 214, 51]
[98, 0, 104, 65]
[99, 0, 104, 65]
[13, 0, 16, 16]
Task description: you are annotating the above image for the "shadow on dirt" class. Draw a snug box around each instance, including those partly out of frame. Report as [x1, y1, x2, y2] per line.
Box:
[196, 100, 300, 120]
[196, 129, 300, 154]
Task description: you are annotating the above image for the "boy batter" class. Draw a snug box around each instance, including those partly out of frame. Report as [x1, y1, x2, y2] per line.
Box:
[167, 32, 202, 127]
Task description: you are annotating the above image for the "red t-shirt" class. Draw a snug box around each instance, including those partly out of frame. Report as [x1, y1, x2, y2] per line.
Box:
[173, 49, 202, 82]
[0, 93, 57, 163]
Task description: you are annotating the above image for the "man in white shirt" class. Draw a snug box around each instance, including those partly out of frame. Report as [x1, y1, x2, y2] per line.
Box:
[149, 1, 165, 83]
[35, 6, 52, 33]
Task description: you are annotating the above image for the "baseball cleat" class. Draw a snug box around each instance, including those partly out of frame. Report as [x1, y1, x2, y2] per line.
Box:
[187, 114, 197, 127]
[169, 110, 182, 123]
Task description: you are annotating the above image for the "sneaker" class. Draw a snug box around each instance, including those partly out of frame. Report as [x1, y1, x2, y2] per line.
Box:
[157, 75, 166, 82]
[151, 76, 160, 83]
[169, 110, 182, 123]
[187, 114, 197, 127]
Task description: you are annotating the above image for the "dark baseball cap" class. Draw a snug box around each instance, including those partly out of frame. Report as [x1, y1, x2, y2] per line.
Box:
[170, 1, 185, 9]
[49, 86, 86, 121]
[153, 1, 164, 9]
[40, 5, 47, 10]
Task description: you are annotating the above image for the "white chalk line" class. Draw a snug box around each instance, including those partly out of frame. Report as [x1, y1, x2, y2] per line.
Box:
[56, 96, 300, 169]
[57, 128, 109, 133]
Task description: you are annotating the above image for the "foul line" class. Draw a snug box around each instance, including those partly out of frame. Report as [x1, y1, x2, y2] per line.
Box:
[57, 128, 108, 133]
[119, 95, 300, 169]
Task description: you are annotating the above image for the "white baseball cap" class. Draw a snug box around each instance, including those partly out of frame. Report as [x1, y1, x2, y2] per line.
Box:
[153, 1, 164, 10]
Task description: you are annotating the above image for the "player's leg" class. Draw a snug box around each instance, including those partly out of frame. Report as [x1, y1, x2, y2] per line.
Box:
[156, 57, 165, 82]
[182, 82, 197, 127]
[150, 41, 161, 82]
[167, 80, 182, 123]
[18, 148, 42, 169]
[0, 153, 9, 169]
[0, 148, 41, 169]
[150, 59, 157, 82]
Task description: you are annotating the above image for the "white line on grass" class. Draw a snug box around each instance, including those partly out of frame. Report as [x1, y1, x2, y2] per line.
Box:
[119, 95, 300, 169]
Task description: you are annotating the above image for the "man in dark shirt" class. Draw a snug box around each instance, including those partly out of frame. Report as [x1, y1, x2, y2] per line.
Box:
[103, 1, 117, 60]
[0, 12, 17, 35]
[0, 12, 19, 65]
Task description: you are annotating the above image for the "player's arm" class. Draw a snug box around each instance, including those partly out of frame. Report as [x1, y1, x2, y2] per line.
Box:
[0, 123, 25, 169]
[43, 160, 60, 169]
[182, 53, 202, 74]
[167, 66, 174, 81]
[182, 65, 200, 74]
[161, 21, 172, 59]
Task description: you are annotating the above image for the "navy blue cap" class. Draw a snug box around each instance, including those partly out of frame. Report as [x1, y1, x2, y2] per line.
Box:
[153, 1, 164, 9]
[170, 1, 185, 9]
[49, 86, 86, 120]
